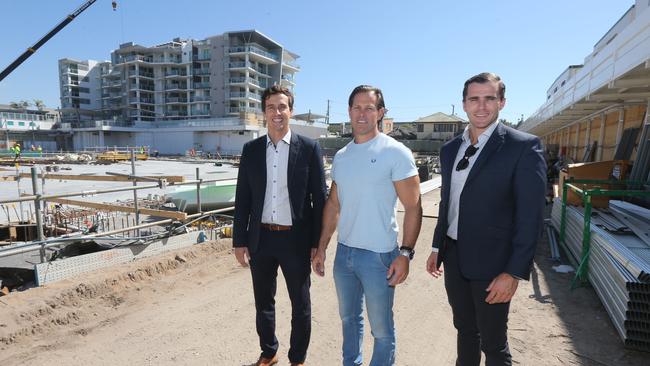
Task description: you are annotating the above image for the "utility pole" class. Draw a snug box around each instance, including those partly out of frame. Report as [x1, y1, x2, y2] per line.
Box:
[326, 99, 331, 124]
[451, 104, 455, 115]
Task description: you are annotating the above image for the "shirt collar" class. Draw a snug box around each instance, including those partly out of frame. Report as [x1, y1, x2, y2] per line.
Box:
[461, 120, 499, 147]
[267, 129, 292, 147]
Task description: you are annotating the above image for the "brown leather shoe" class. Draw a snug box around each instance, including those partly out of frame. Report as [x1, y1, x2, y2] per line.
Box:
[255, 354, 278, 366]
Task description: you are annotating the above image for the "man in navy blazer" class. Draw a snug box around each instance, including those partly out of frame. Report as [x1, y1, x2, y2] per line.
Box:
[233, 86, 327, 366]
[426, 73, 546, 365]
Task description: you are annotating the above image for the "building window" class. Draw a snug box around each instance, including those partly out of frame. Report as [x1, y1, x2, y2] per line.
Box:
[18, 122, 25, 126]
[417, 123, 424, 132]
[7, 121, 14, 126]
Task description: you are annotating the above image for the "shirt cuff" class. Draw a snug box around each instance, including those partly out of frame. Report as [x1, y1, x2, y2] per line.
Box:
[431, 247, 439, 253]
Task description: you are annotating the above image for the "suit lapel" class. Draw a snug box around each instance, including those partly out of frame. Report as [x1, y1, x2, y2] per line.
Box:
[465, 123, 506, 185]
[256, 136, 268, 201]
[288, 132, 300, 186]
[443, 137, 462, 195]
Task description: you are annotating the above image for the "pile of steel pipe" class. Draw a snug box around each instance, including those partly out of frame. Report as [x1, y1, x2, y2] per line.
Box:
[551, 199, 650, 352]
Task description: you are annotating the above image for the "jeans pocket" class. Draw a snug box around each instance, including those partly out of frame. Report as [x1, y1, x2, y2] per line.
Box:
[379, 248, 398, 269]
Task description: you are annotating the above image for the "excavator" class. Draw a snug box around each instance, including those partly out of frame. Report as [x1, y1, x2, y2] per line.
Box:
[0, 0, 117, 82]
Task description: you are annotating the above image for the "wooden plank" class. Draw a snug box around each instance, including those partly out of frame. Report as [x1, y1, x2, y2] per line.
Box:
[18, 173, 184, 183]
[0, 176, 15, 181]
[48, 197, 187, 220]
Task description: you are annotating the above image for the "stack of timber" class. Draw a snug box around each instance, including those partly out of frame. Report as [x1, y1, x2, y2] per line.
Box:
[551, 199, 650, 352]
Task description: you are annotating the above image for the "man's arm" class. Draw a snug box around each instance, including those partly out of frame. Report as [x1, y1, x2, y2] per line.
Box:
[233, 144, 252, 267]
[308, 141, 328, 248]
[312, 181, 340, 277]
[387, 175, 422, 286]
[486, 137, 546, 303]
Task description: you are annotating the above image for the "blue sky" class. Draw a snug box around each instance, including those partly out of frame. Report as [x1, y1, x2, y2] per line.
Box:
[0, 0, 633, 124]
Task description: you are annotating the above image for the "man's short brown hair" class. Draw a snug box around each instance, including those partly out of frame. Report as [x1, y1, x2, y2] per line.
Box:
[261, 85, 294, 112]
[462, 72, 506, 101]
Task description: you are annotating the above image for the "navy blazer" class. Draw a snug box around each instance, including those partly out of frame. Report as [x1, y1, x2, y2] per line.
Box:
[233, 133, 327, 254]
[432, 123, 546, 281]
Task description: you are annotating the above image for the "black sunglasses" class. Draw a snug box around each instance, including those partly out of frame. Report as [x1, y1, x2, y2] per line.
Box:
[455, 145, 479, 171]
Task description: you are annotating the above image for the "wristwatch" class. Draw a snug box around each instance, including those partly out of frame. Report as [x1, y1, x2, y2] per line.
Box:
[399, 246, 415, 260]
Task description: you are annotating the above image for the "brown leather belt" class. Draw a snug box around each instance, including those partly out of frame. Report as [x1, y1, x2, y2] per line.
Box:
[261, 223, 292, 231]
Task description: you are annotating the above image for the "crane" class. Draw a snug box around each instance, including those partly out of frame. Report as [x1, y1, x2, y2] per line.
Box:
[0, 0, 117, 82]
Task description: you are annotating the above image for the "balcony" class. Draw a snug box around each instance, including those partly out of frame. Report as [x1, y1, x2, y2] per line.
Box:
[229, 45, 279, 62]
[193, 68, 211, 75]
[131, 84, 155, 91]
[282, 61, 300, 72]
[228, 92, 261, 101]
[128, 70, 154, 78]
[102, 81, 122, 88]
[190, 96, 211, 102]
[193, 82, 211, 89]
[165, 83, 188, 90]
[166, 97, 189, 103]
[228, 106, 260, 114]
[165, 111, 188, 117]
[121, 55, 154, 63]
[228, 77, 266, 88]
[165, 70, 189, 77]
[130, 98, 155, 104]
[191, 109, 210, 116]
[193, 54, 211, 61]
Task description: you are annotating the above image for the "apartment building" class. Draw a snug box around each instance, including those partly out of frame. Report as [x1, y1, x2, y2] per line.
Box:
[59, 58, 103, 124]
[60, 30, 299, 124]
[57, 30, 324, 154]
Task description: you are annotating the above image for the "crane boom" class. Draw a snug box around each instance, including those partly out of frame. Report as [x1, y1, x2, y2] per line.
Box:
[0, 0, 98, 82]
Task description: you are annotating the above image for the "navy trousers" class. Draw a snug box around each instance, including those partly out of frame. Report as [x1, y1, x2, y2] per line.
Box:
[249, 228, 312, 363]
[443, 237, 512, 366]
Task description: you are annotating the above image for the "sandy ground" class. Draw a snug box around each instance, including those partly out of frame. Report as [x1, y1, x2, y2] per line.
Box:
[1, 190, 649, 365]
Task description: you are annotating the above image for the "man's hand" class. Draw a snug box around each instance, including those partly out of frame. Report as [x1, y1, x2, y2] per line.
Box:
[425, 252, 443, 278]
[387, 256, 409, 286]
[311, 248, 326, 277]
[485, 272, 519, 304]
[234, 247, 250, 267]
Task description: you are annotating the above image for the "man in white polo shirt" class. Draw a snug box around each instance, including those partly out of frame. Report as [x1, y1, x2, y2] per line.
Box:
[312, 85, 422, 366]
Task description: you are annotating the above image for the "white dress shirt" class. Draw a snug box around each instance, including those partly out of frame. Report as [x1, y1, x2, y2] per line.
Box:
[261, 129, 293, 225]
[446, 121, 500, 240]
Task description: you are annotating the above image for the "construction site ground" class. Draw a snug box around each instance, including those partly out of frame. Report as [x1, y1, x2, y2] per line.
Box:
[1, 190, 648, 365]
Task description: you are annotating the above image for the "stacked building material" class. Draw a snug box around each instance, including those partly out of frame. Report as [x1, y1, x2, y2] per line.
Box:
[551, 199, 650, 352]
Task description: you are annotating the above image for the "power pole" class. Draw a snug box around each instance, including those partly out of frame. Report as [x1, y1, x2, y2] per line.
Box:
[451, 104, 455, 115]
[326, 99, 331, 124]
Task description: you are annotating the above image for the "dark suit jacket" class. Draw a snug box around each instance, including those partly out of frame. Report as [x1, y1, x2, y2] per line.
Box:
[432, 123, 546, 281]
[233, 132, 327, 254]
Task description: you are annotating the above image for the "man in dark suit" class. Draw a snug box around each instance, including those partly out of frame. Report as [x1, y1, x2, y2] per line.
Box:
[233, 85, 327, 366]
[426, 73, 546, 365]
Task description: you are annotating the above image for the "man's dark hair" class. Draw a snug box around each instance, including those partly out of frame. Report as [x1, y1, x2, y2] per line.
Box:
[348, 85, 386, 123]
[462, 72, 506, 101]
[261, 85, 294, 112]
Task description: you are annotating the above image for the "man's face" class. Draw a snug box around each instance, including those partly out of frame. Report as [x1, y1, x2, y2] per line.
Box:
[462, 81, 506, 131]
[349, 91, 384, 138]
[264, 93, 292, 136]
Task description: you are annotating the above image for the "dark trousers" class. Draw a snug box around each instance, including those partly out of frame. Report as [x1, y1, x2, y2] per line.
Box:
[249, 228, 311, 363]
[443, 237, 512, 366]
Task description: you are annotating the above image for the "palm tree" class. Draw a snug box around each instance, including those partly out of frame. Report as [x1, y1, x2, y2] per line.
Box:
[19, 100, 30, 111]
[33, 99, 45, 111]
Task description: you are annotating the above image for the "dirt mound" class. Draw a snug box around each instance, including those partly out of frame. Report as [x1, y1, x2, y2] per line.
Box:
[0, 239, 232, 348]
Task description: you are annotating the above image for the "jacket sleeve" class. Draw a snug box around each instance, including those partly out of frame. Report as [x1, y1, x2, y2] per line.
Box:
[233, 143, 252, 248]
[431, 146, 448, 249]
[505, 137, 547, 280]
[308, 141, 328, 248]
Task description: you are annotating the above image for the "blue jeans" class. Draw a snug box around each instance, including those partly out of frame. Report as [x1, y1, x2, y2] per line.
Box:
[333, 243, 398, 366]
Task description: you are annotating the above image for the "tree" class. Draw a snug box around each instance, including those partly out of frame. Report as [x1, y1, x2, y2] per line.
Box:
[19, 100, 30, 111]
[9, 101, 20, 109]
[33, 99, 45, 111]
